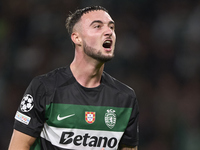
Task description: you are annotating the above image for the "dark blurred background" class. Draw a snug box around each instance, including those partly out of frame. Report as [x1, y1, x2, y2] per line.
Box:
[1, 0, 200, 149]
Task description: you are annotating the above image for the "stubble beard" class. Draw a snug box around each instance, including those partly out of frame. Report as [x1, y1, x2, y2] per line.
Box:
[83, 41, 114, 63]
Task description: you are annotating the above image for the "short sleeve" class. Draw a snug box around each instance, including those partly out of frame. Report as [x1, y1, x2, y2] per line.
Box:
[119, 96, 139, 147]
[13, 77, 46, 138]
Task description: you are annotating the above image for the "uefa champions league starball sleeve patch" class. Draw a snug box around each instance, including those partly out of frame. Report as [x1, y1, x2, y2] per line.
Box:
[20, 94, 34, 112]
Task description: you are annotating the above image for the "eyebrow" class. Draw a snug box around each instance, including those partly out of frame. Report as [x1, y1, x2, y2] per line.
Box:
[90, 20, 115, 26]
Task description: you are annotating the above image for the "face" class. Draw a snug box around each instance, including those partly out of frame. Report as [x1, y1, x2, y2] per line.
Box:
[76, 10, 116, 62]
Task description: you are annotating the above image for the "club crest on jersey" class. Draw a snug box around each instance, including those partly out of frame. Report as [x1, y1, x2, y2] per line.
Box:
[105, 109, 116, 129]
[85, 112, 95, 124]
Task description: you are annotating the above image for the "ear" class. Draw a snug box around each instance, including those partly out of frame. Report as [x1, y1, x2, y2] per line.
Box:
[71, 32, 82, 46]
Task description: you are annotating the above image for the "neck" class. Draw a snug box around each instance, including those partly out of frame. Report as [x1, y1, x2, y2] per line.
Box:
[70, 58, 104, 88]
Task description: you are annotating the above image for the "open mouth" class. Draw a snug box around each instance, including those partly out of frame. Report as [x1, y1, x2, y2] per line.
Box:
[103, 40, 112, 49]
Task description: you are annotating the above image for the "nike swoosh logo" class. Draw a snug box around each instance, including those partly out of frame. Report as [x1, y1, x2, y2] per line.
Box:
[57, 114, 75, 121]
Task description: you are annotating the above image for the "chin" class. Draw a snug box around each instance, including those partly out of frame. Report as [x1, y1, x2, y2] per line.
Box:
[98, 54, 115, 63]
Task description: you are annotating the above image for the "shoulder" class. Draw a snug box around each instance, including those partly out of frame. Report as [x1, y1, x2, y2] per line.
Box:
[102, 71, 136, 98]
[31, 66, 73, 91]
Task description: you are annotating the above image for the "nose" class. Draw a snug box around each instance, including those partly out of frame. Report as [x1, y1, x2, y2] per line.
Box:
[104, 26, 113, 37]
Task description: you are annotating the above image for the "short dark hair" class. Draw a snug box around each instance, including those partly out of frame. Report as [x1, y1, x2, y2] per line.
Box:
[65, 6, 108, 36]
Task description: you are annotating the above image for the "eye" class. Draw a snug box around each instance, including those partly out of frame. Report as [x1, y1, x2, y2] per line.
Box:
[110, 25, 115, 30]
[94, 25, 101, 29]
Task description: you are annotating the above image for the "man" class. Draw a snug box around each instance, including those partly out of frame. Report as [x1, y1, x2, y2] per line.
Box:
[9, 6, 139, 150]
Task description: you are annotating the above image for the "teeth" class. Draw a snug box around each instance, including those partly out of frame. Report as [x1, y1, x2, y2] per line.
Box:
[104, 40, 111, 44]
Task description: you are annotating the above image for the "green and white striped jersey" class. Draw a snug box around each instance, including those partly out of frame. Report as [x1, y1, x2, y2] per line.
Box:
[14, 66, 139, 150]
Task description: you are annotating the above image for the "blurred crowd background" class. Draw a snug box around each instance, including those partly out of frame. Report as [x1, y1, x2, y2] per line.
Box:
[1, 0, 200, 149]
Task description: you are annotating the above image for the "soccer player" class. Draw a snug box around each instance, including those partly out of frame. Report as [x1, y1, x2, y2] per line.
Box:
[9, 6, 139, 150]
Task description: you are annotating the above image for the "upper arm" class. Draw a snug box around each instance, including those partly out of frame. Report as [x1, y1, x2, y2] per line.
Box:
[8, 129, 36, 150]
